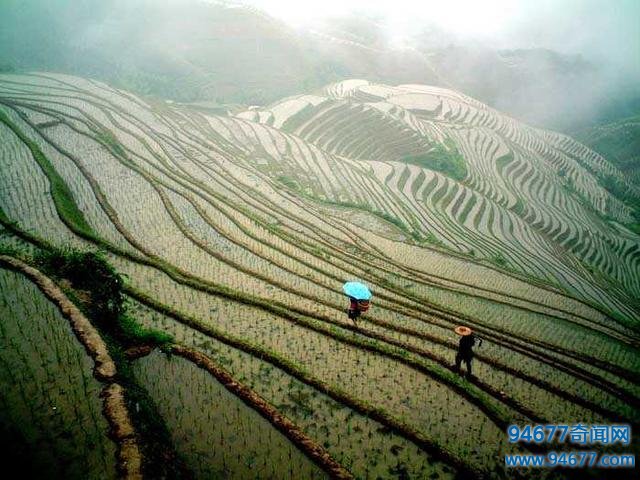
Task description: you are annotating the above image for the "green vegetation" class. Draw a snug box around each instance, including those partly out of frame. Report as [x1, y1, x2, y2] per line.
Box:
[401, 139, 467, 182]
[558, 174, 637, 230]
[335, 201, 409, 232]
[491, 251, 508, 267]
[560, 176, 605, 222]
[0, 108, 96, 237]
[511, 197, 526, 216]
[128, 288, 482, 478]
[34, 247, 172, 347]
[573, 115, 640, 184]
[96, 129, 127, 158]
[423, 231, 445, 247]
[0, 267, 119, 479]
[276, 174, 300, 190]
[625, 222, 640, 235]
[600, 173, 640, 229]
[280, 104, 318, 132]
[0, 244, 185, 478]
[560, 127, 640, 228]
[276, 175, 417, 238]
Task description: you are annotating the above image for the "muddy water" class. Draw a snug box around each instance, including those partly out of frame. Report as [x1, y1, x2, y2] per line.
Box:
[0, 268, 117, 479]
[132, 350, 328, 479]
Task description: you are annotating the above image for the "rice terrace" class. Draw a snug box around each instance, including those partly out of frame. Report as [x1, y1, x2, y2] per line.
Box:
[0, 1, 639, 479]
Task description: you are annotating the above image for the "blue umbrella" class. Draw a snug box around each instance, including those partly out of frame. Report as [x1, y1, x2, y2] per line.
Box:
[343, 281, 372, 300]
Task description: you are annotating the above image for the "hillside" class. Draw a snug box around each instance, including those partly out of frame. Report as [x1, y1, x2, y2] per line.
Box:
[1, 73, 639, 478]
[574, 115, 640, 186]
[0, 0, 439, 106]
[0, 0, 330, 104]
[238, 79, 640, 319]
[422, 46, 607, 130]
[2, 0, 633, 133]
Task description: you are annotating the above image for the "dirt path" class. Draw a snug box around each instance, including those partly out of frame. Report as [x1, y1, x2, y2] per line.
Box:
[172, 344, 355, 480]
[0, 255, 142, 480]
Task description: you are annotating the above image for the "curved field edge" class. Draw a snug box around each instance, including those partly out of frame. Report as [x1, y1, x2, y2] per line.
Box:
[0, 76, 638, 477]
[0, 107, 550, 430]
[0, 92, 636, 380]
[2, 107, 636, 434]
[0, 92, 632, 396]
[0, 82, 636, 342]
[0, 250, 357, 479]
[169, 345, 354, 480]
[2, 101, 636, 428]
[10, 104, 640, 402]
[0, 217, 482, 476]
[0, 255, 142, 479]
[234, 82, 639, 322]
[0, 108, 96, 238]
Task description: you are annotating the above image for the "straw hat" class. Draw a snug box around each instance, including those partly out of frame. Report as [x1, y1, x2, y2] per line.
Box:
[454, 326, 473, 336]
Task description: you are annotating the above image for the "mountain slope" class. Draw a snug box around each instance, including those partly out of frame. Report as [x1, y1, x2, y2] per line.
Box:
[0, 0, 441, 106]
[0, 0, 330, 103]
[573, 115, 640, 186]
[1, 73, 639, 478]
[4, 0, 632, 133]
[238, 79, 640, 321]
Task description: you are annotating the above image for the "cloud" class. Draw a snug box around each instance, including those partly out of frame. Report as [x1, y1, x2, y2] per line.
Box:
[243, 0, 639, 80]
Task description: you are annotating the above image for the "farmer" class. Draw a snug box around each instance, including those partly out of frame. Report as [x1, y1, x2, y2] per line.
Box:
[453, 326, 482, 377]
[347, 296, 361, 323]
[342, 281, 371, 325]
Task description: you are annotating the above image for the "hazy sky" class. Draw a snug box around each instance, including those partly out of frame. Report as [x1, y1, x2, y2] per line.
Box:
[243, 0, 639, 76]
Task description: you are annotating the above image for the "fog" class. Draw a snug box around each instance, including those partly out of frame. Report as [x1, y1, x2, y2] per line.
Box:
[1, 0, 638, 130]
[246, 0, 639, 74]
[245, 0, 640, 129]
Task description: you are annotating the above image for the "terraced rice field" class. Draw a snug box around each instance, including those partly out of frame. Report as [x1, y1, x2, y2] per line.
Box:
[0, 73, 638, 479]
[0, 268, 118, 479]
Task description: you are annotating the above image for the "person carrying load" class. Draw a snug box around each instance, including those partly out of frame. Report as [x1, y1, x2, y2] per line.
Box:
[347, 297, 370, 322]
[343, 281, 372, 324]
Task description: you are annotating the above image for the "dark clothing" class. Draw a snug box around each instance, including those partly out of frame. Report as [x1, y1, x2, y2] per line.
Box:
[348, 298, 361, 321]
[455, 334, 482, 375]
[458, 335, 476, 358]
[455, 352, 472, 375]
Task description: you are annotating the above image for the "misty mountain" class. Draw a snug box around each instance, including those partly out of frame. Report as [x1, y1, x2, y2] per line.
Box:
[574, 115, 640, 186]
[2, 0, 636, 134]
[0, 0, 439, 106]
[1, 1, 639, 473]
[307, 15, 639, 132]
[423, 45, 605, 130]
[0, 0, 321, 103]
